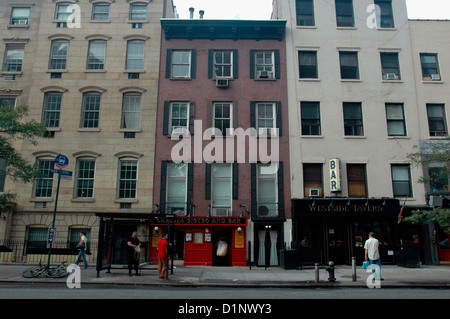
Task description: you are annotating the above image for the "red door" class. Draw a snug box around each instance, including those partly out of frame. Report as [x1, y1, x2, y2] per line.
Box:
[437, 229, 450, 263]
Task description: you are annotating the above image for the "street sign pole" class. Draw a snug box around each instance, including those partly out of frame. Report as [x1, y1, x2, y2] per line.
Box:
[47, 169, 61, 270]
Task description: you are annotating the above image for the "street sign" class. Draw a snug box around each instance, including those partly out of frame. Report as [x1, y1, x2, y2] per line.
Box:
[48, 228, 55, 244]
[50, 168, 73, 176]
[55, 155, 69, 169]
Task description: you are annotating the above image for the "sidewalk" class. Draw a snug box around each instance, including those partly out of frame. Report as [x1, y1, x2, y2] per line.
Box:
[0, 263, 449, 288]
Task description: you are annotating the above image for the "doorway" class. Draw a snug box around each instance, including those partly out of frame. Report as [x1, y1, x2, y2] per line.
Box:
[326, 221, 348, 265]
[212, 230, 232, 266]
[437, 229, 450, 263]
[256, 226, 280, 267]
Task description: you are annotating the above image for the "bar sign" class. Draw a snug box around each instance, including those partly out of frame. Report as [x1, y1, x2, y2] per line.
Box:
[329, 158, 342, 192]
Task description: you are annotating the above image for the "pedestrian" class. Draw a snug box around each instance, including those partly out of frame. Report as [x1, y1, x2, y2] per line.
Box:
[157, 232, 168, 279]
[364, 232, 383, 281]
[127, 231, 141, 277]
[75, 231, 88, 269]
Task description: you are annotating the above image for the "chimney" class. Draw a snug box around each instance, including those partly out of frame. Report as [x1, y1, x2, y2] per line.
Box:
[199, 10, 204, 19]
[189, 7, 194, 19]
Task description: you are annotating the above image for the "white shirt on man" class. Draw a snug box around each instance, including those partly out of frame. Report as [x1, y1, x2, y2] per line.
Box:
[364, 237, 380, 260]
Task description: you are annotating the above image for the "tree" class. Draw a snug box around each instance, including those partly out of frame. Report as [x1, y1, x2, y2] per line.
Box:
[0, 104, 47, 207]
[405, 138, 450, 234]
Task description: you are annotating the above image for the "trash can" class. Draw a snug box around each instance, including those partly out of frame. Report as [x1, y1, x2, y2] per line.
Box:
[396, 245, 420, 268]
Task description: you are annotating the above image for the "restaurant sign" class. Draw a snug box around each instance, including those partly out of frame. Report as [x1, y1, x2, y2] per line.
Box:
[152, 216, 247, 226]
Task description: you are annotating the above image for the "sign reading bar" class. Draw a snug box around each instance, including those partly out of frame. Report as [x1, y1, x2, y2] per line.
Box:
[329, 158, 342, 192]
[154, 216, 247, 226]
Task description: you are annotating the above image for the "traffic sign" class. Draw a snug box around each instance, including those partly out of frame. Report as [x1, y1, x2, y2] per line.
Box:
[55, 155, 69, 169]
[48, 228, 55, 244]
[50, 168, 73, 176]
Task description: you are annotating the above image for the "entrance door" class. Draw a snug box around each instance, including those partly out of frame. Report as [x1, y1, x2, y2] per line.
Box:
[327, 222, 347, 264]
[257, 228, 280, 267]
[212, 230, 232, 266]
[437, 229, 450, 263]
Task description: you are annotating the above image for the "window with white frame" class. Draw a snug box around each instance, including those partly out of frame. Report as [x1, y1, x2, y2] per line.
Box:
[87, 40, 106, 70]
[42, 92, 62, 128]
[75, 158, 95, 198]
[171, 50, 191, 78]
[166, 163, 187, 214]
[49, 40, 69, 70]
[213, 51, 232, 78]
[256, 103, 276, 135]
[257, 163, 278, 217]
[118, 158, 138, 199]
[126, 40, 144, 70]
[34, 158, 55, 198]
[211, 164, 232, 216]
[213, 102, 232, 135]
[121, 92, 141, 129]
[55, 2, 73, 21]
[3, 44, 24, 72]
[170, 102, 190, 133]
[10, 7, 30, 25]
[91, 3, 110, 20]
[129, 2, 147, 20]
[81, 92, 101, 128]
[255, 51, 274, 79]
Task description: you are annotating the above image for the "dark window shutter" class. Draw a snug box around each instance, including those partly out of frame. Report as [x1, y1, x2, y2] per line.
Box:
[276, 101, 282, 136]
[249, 50, 255, 79]
[232, 162, 238, 200]
[160, 161, 168, 213]
[165, 49, 172, 78]
[191, 49, 197, 79]
[251, 163, 257, 218]
[233, 49, 239, 79]
[277, 161, 285, 218]
[163, 101, 170, 135]
[208, 49, 214, 79]
[205, 163, 211, 200]
[274, 50, 280, 79]
[187, 162, 194, 216]
[250, 101, 256, 129]
[189, 102, 195, 135]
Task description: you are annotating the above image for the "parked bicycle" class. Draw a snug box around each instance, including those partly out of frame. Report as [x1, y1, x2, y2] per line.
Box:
[22, 260, 69, 278]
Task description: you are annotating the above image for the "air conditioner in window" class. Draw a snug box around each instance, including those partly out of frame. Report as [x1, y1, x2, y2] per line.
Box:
[56, 22, 67, 28]
[383, 73, 398, 80]
[14, 19, 28, 25]
[431, 74, 441, 81]
[256, 70, 273, 79]
[216, 79, 229, 88]
[213, 208, 230, 216]
[308, 188, 321, 197]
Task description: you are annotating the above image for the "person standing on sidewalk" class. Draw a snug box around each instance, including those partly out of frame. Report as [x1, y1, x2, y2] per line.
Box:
[157, 232, 168, 279]
[127, 231, 141, 277]
[364, 232, 383, 280]
[75, 231, 88, 269]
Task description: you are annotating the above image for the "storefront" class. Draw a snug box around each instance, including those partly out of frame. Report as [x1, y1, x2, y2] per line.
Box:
[149, 216, 248, 266]
[292, 198, 402, 265]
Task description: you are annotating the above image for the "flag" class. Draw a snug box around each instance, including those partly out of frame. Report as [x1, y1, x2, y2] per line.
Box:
[398, 199, 406, 224]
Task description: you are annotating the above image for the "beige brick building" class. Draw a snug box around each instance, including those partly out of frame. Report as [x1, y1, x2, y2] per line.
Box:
[0, 0, 175, 263]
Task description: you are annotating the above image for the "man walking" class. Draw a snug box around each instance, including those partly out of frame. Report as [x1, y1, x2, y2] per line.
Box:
[364, 232, 383, 281]
[157, 232, 168, 279]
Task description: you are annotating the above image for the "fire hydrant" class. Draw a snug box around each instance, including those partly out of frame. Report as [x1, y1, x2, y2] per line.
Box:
[326, 261, 336, 282]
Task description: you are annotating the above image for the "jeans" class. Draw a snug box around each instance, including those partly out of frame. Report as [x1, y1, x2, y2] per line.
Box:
[75, 249, 88, 268]
[369, 258, 382, 279]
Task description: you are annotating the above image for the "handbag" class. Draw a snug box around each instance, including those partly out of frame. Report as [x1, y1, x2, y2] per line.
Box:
[362, 260, 369, 269]
[76, 241, 86, 250]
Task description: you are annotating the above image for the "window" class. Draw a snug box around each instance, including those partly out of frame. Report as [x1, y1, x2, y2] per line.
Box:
[129, 3, 147, 20]
[256, 103, 276, 135]
[428, 163, 448, 192]
[335, 0, 354, 27]
[213, 102, 232, 135]
[420, 54, 441, 81]
[381, 52, 400, 80]
[75, 159, 95, 198]
[169, 102, 190, 133]
[10, 7, 30, 25]
[386, 103, 406, 136]
[34, 158, 54, 198]
[49, 40, 69, 70]
[303, 163, 323, 197]
[347, 164, 367, 197]
[3, 44, 24, 72]
[55, 3, 73, 21]
[0, 157, 6, 193]
[168, 50, 193, 79]
[374, 0, 395, 28]
[343, 102, 363, 136]
[81, 93, 101, 128]
[427, 104, 447, 137]
[339, 51, 359, 80]
[301, 102, 321, 135]
[0, 97, 16, 108]
[87, 40, 106, 70]
[69, 228, 91, 249]
[255, 51, 274, 79]
[121, 93, 141, 129]
[211, 164, 232, 216]
[118, 158, 138, 199]
[296, 0, 315, 26]
[299, 51, 318, 79]
[391, 165, 412, 198]
[257, 163, 278, 217]
[42, 92, 62, 128]
[126, 40, 144, 70]
[26, 227, 48, 251]
[91, 3, 110, 20]
[166, 163, 187, 213]
[212, 51, 233, 78]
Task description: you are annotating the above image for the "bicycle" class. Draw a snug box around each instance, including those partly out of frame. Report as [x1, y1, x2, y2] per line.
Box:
[22, 260, 69, 278]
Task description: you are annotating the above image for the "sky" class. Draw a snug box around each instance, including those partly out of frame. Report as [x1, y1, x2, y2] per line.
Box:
[172, 0, 450, 20]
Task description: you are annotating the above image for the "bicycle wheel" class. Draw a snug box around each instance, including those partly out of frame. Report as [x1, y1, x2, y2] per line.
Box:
[46, 266, 68, 278]
[22, 268, 42, 278]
